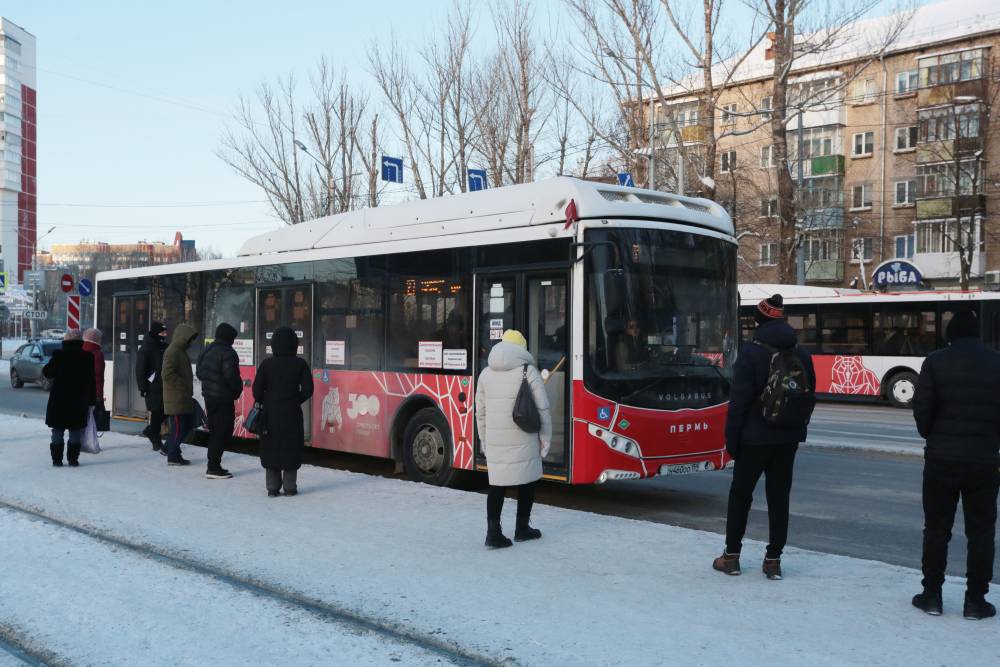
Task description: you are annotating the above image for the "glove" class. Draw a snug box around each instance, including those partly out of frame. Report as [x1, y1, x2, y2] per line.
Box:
[540, 439, 551, 458]
[140, 390, 147, 398]
[725, 441, 739, 462]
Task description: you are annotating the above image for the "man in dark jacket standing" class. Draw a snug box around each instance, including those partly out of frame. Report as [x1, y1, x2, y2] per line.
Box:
[137, 322, 168, 452]
[196, 323, 243, 479]
[911, 309, 1000, 620]
[714, 294, 816, 580]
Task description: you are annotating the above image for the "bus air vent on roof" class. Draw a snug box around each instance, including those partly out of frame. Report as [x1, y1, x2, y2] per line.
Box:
[598, 190, 631, 202]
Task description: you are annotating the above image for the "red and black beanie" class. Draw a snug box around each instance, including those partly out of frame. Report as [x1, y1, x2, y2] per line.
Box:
[754, 293, 784, 324]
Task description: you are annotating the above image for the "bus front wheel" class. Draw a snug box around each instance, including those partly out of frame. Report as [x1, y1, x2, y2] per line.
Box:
[402, 407, 458, 486]
[886, 371, 919, 409]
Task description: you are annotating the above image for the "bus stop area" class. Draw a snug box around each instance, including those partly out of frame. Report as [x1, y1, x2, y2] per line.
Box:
[0, 413, 995, 666]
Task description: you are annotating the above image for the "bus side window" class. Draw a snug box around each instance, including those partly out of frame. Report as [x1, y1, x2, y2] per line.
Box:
[873, 307, 936, 356]
[785, 308, 818, 352]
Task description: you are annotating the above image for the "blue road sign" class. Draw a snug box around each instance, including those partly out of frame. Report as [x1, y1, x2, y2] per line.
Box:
[0, 272, 6, 293]
[381, 155, 404, 184]
[78, 277, 93, 297]
[617, 172, 635, 187]
[468, 169, 487, 192]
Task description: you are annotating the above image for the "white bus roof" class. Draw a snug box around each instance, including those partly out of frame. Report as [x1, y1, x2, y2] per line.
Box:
[739, 283, 1000, 305]
[237, 176, 733, 257]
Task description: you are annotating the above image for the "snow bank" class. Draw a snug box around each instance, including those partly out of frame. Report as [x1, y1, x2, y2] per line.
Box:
[0, 415, 995, 666]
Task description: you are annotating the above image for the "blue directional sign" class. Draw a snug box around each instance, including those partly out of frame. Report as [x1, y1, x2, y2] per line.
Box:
[617, 172, 635, 187]
[381, 155, 404, 184]
[468, 169, 488, 192]
[0, 272, 7, 294]
[78, 277, 93, 297]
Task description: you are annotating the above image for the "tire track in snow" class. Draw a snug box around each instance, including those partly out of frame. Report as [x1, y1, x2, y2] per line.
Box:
[0, 624, 60, 667]
[0, 500, 509, 667]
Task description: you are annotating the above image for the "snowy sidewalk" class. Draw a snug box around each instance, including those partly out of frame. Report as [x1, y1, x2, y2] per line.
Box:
[0, 415, 996, 666]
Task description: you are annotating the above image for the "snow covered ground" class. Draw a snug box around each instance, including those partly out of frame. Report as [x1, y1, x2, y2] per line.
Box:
[0, 414, 996, 666]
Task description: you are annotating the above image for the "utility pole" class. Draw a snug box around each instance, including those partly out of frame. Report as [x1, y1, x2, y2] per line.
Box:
[648, 99, 656, 190]
[795, 105, 806, 285]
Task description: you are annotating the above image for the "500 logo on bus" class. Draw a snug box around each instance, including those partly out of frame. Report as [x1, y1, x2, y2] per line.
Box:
[347, 394, 381, 419]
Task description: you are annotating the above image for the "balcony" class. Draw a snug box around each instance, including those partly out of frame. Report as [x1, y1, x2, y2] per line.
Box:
[913, 251, 983, 279]
[786, 104, 846, 131]
[915, 195, 986, 220]
[917, 78, 987, 108]
[805, 260, 844, 282]
[916, 137, 983, 164]
[810, 155, 844, 177]
[800, 207, 844, 229]
[656, 124, 707, 147]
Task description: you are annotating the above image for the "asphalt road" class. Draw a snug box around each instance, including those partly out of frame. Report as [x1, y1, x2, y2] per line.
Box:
[0, 381, 973, 577]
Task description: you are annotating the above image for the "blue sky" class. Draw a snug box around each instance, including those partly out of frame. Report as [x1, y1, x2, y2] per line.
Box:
[5, 0, 918, 256]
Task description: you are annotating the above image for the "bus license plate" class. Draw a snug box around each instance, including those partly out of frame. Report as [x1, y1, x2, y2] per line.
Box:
[661, 463, 702, 475]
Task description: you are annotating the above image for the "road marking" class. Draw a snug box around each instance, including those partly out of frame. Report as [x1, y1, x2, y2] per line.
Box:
[810, 428, 922, 443]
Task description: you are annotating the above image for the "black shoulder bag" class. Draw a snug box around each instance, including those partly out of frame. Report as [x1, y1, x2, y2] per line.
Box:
[512, 364, 542, 433]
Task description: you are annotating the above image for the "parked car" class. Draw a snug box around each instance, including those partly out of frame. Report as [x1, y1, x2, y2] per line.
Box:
[9, 340, 63, 391]
[39, 328, 66, 339]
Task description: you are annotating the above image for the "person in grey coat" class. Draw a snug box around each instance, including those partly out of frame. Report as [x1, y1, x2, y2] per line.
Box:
[475, 329, 552, 548]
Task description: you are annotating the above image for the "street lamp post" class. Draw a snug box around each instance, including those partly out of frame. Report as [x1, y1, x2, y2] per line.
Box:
[294, 140, 333, 216]
[30, 226, 56, 338]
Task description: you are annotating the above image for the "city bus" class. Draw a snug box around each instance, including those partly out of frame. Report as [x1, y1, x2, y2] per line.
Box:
[739, 284, 1000, 408]
[95, 177, 737, 485]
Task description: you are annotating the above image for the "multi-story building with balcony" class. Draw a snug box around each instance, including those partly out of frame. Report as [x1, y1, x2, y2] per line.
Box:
[0, 17, 35, 285]
[644, 0, 1000, 289]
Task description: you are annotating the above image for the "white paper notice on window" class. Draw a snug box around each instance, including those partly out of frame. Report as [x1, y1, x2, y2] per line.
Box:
[232, 339, 254, 366]
[325, 340, 345, 366]
[489, 329, 502, 340]
[442, 348, 467, 370]
[418, 341, 443, 368]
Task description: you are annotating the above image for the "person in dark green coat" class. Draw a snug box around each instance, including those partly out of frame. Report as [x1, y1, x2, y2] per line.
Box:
[161, 322, 199, 466]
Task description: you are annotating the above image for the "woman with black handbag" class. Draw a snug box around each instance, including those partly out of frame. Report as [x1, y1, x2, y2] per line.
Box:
[474, 329, 552, 548]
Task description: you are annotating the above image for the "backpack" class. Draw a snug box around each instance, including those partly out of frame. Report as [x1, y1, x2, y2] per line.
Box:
[512, 364, 542, 433]
[754, 341, 813, 428]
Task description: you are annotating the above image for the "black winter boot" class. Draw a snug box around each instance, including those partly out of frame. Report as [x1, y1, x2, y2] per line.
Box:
[912, 589, 943, 616]
[50, 442, 64, 467]
[485, 520, 513, 549]
[514, 516, 542, 542]
[66, 444, 81, 467]
[964, 593, 996, 620]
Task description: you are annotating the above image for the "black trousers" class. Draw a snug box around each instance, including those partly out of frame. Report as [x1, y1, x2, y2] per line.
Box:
[725, 443, 798, 559]
[205, 398, 235, 469]
[487, 483, 536, 522]
[148, 410, 166, 445]
[921, 460, 1000, 596]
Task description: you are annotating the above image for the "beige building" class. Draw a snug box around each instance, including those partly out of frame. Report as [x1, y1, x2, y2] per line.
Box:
[646, 0, 999, 289]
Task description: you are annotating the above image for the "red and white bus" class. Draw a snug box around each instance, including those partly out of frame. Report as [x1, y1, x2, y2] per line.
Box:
[96, 177, 737, 485]
[739, 284, 1000, 408]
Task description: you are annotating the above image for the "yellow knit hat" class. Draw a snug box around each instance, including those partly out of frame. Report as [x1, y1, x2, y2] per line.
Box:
[501, 329, 527, 348]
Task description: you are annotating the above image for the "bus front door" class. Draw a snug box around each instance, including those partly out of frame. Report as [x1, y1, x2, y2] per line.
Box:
[475, 272, 569, 477]
[112, 292, 150, 419]
[256, 284, 314, 438]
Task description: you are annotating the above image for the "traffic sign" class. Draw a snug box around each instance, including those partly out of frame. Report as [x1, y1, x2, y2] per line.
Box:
[468, 169, 487, 192]
[617, 172, 635, 187]
[24, 270, 44, 288]
[24, 310, 49, 320]
[78, 277, 93, 297]
[0, 271, 6, 293]
[381, 155, 403, 183]
[66, 295, 81, 330]
[61, 273, 74, 293]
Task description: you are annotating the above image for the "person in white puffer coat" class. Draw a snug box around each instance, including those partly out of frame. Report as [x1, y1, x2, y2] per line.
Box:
[475, 329, 552, 548]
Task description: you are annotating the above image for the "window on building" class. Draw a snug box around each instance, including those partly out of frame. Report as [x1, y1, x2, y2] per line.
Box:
[760, 197, 778, 217]
[759, 96, 773, 118]
[851, 184, 872, 209]
[760, 145, 774, 168]
[851, 237, 874, 261]
[894, 179, 916, 205]
[854, 78, 876, 104]
[853, 131, 874, 156]
[916, 161, 982, 198]
[792, 126, 837, 160]
[720, 150, 736, 173]
[918, 103, 981, 143]
[800, 176, 844, 209]
[722, 103, 738, 124]
[895, 70, 918, 95]
[804, 229, 843, 261]
[759, 242, 778, 266]
[916, 218, 982, 254]
[919, 48, 986, 87]
[895, 126, 918, 151]
[894, 233, 915, 258]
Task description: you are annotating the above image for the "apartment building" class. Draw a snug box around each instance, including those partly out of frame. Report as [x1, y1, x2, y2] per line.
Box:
[647, 0, 999, 289]
[0, 17, 36, 285]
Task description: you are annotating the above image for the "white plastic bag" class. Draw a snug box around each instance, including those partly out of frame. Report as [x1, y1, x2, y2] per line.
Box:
[81, 407, 101, 454]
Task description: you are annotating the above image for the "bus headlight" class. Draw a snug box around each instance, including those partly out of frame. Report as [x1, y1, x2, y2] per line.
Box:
[588, 423, 641, 458]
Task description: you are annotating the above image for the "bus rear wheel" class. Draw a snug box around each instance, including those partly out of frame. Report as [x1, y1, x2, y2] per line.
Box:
[886, 371, 919, 409]
[402, 407, 458, 486]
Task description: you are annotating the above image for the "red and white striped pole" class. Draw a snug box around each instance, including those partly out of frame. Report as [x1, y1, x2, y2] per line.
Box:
[66, 295, 81, 330]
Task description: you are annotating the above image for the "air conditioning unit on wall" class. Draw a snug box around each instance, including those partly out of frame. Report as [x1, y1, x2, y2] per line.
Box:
[985, 271, 1000, 289]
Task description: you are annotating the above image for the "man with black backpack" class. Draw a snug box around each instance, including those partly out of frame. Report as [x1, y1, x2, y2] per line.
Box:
[713, 294, 816, 580]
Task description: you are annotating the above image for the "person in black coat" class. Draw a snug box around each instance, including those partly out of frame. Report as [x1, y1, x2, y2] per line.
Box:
[252, 327, 314, 497]
[714, 294, 816, 580]
[136, 321, 168, 452]
[196, 323, 243, 480]
[911, 309, 1000, 620]
[44, 329, 97, 467]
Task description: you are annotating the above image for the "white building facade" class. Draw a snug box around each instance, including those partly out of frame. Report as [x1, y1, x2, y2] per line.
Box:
[0, 17, 36, 285]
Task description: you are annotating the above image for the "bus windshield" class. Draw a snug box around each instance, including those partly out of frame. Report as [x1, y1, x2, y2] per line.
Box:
[584, 227, 737, 409]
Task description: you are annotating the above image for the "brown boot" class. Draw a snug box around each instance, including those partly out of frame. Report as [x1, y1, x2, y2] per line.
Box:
[763, 558, 783, 580]
[712, 552, 741, 575]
